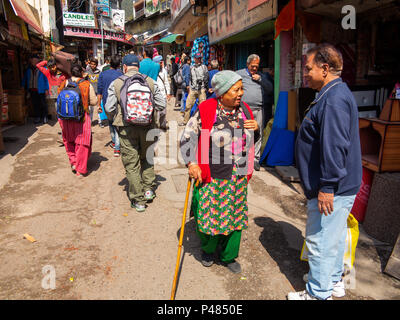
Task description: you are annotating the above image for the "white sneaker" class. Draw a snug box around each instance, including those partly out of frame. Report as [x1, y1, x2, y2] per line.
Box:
[303, 274, 346, 298]
[332, 279, 345, 298]
[144, 190, 155, 201]
[287, 290, 332, 300]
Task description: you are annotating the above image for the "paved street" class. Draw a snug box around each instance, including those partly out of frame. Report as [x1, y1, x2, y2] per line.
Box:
[0, 99, 399, 300]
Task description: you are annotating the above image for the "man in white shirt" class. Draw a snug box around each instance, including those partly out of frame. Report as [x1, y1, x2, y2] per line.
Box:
[153, 55, 171, 130]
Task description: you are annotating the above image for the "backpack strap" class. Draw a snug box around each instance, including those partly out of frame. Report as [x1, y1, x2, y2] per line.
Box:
[240, 101, 254, 120]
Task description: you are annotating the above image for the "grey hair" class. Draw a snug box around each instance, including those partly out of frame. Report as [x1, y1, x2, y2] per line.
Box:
[210, 59, 219, 69]
[247, 54, 260, 65]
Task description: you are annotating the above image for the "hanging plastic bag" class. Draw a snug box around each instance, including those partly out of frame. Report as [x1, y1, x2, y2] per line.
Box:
[261, 118, 274, 152]
[300, 213, 360, 270]
[343, 213, 359, 270]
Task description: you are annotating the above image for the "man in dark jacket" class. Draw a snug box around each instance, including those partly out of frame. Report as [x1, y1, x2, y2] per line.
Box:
[169, 57, 179, 97]
[97, 55, 123, 156]
[288, 44, 362, 300]
[21, 54, 49, 124]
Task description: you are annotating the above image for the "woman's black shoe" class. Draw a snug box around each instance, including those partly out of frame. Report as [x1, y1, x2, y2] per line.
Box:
[201, 252, 215, 267]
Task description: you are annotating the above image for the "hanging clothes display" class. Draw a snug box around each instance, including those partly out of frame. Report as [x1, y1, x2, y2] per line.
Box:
[191, 35, 209, 66]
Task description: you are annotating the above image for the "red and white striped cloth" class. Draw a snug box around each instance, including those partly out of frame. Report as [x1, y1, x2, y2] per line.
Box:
[58, 113, 91, 147]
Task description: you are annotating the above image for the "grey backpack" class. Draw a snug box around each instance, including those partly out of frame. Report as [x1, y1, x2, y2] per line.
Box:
[173, 66, 183, 86]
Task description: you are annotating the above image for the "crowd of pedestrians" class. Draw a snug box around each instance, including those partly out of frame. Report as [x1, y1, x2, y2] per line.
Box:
[24, 42, 361, 300]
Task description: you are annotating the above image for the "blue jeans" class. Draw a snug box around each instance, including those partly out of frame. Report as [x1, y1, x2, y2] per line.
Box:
[99, 101, 108, 122]
[180, 91, 188, 112]
[109, 124, 120, 151]
[305, 194, 356, 300]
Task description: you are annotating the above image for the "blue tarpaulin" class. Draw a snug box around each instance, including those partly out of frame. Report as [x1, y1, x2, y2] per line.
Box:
[260, 91, 295, 166]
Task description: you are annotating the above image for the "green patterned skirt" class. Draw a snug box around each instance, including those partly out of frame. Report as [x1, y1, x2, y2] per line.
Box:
[191, 167, 248, 236]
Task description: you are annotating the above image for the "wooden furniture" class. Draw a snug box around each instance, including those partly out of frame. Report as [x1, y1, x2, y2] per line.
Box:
[359, 98, 400, 172]
[7, 89, 26, 125]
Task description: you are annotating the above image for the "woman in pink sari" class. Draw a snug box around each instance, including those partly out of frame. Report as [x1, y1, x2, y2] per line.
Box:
[57, 64, 98, 177]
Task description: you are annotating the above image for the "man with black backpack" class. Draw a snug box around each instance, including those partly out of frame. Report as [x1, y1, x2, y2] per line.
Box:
[104, 54, 166, 212]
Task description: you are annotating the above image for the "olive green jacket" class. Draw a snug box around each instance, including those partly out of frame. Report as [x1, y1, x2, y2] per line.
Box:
[104, 69, 166, 127]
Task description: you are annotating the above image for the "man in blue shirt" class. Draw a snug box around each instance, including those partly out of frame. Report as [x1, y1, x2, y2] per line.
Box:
[207, 59, 219, 99]
[97, 55, 123, 157]
[139, 47, 160, 81]
[180, 56, 191, 114]
[288, 44, 362, 301]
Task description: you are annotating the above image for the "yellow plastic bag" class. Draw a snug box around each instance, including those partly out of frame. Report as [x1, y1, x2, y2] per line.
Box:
[261, 118, 274, 152]
[300, 213, 360, 270]
[343, 213, 359, 270]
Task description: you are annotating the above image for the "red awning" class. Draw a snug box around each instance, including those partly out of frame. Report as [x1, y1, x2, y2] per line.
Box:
[8, 0, 43, 34]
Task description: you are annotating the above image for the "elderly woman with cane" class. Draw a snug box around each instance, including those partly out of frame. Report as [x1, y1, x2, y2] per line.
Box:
[179, 70, 260, 273]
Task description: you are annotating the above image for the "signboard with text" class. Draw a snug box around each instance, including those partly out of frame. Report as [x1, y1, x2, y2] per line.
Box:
[63, 12, 95, 27]
[97, 0, 110, 17]
[208, 0, 277, 44]
[111, 9, 125, 31]
[63, 27, 131, 44]
[145, 0, 161, 17]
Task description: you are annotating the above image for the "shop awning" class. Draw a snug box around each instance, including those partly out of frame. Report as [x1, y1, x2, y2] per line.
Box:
[143, 28, 169, 43]
[8, 0, 43, 34]
[159, 33, 184, 43]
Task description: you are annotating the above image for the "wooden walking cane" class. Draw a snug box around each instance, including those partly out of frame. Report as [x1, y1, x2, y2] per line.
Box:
[170, 177, 196, 300]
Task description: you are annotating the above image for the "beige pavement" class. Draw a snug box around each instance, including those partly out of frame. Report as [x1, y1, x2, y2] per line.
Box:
[0, 99, 399, 300]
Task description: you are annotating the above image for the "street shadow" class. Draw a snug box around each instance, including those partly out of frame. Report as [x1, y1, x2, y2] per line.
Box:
[87, 152, 108, 175]
[176, 218, 203, 263]
[118, 177, 129, 195]
[172, 218, 203, 297]
[254, 216, 309, 291]
[118, 174, 167, 195]
[0, 122, 38, 158]
[154, 174, 166, 189]
[104, 140, 113, 148]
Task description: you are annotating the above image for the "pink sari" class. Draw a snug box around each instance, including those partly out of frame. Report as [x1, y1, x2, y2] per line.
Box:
[59, 114, 92, 174]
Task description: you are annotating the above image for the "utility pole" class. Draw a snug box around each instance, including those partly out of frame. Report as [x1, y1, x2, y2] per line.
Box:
[100, 12, 104, 66]
[94, 2, 105, 65]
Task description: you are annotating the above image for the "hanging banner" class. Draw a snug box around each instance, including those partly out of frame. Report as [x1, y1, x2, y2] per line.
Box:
[3, 0, 29, 40]
[111, 9, 125, 31]
[145, 0, 161, 16]
[208, 0, 277, 44]
[97, 0, 110, 17]
[63, 12, 95, 27]
[160, 0, 170, 12]
[63, 27, 131, 44]
[171, 0, 189, 21]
